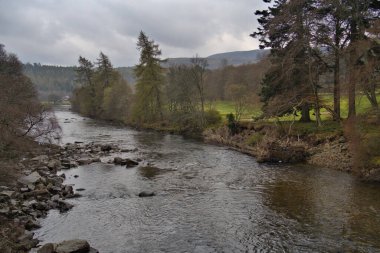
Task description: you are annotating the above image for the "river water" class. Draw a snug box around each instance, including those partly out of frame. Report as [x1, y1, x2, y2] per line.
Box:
[33, 107, 380, 253]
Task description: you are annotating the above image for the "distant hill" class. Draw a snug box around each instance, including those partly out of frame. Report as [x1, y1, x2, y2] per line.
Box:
[23, 63, 77, 100]
[164, 49, 269, 69]
[23, 49, 269, 99]
[115, 67, 135, 85]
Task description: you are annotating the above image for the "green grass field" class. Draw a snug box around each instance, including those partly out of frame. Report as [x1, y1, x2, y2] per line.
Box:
[212, 94, 380, 167]
[208, 101, 261, 121]
[212, 93, 379, 122]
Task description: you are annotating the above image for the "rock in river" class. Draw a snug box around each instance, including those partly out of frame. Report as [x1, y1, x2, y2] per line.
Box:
[37, 242, 55, 253]
[113, 157, 139, 167]
[55, 239, 95, 253]
[37, 239, 99, 253]
[138, 191, 155, 197]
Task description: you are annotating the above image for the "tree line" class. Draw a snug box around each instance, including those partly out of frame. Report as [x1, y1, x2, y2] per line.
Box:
[71, 31, 270, 132]
[252, 0, 380, 125]
[23, 63, 135, 103]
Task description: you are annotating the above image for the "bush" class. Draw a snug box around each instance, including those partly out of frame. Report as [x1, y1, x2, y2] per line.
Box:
[205, 109, 222, 126]
[226, 113, 238, 135]
[246, 132, 264, 146]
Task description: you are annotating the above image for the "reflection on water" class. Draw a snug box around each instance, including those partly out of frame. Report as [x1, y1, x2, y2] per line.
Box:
[265, 180, 317, 224]
[138, 166, 172, 180]
[32, 106, 380, 253]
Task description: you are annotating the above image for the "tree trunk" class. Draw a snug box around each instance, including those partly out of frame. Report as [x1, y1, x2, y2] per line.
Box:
[300, 103, 311, 122]
[333, 51, 341, 121]
[347, 7, 362, 119]
[348, 70, 356, 118]
[365, 88, 379, 109]
[200, 93, 205, 126]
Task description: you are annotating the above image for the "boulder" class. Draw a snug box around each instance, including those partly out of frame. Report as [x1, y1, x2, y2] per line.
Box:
[62, 161, 78, 169]
[28, 184, 36, 191]
[121, 148, 138, 152]
[37, 243, 56, 253]
[113, 157, 139, 167]
[17, 230, 34, 243]
[57, 200, 74, 213]
[47, 159, 61, 170]
[18, 172, 41, 185]
[0, 190, 15, 200]
[51, 194, 60, 201]
[91, 157, 101, 163]
[63, 185, 74, 197]
[125, 159, 139, 168]
[0, 206, 10, 215]
[23, 189, 50, 198]
[113, 157, 124, 165]
[32, 201, 48, 211]
[48, 176, 64, 186]
[32, 155, 49, 163]
[66, 193, 82, 199]
[55, 239, 90, 253]
[48, 185, 62, 194]
[138, 191, 155, 197]
[76, 158, 92, 166]
[100, 144, 113, 152]
[24, 218, 41, 230]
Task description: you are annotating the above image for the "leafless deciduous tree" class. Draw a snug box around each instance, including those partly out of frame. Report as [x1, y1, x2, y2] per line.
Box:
[0, 44, 61, 150]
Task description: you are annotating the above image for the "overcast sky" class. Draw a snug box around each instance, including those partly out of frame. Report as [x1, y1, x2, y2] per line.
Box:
[0, 0, 267, 67]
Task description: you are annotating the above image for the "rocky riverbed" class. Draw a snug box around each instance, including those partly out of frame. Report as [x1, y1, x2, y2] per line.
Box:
[0, 142, 141, 253]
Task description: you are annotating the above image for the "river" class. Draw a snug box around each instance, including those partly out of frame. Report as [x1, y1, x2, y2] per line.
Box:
[32, 106, 380, 253]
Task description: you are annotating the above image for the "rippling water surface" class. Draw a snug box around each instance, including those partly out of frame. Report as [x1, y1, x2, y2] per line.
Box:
[33, 107, 380, 252]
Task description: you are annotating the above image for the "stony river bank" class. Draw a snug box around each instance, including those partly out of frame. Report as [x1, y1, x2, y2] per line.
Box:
[0, 142, 143, 253]
[203, 125, 380, 181]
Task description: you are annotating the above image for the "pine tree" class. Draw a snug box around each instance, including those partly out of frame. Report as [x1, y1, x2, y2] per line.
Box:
[252, 0, 321, 123]
[132, 31, 165, 123]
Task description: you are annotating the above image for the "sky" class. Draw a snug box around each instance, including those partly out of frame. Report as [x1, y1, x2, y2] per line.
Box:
[0, 0, 268, 67]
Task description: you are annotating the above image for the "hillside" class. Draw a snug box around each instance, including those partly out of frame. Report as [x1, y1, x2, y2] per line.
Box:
[23, 49, 268, 99]
[23, 63, 77, 100]
[23, 64, 136, 100]
[164, 49, 269, 69]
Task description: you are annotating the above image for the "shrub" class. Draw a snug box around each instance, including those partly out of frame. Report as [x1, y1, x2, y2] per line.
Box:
[205, 109, 222, 126]
[246, 132, 264, 146]
[226, 113, 238, 135]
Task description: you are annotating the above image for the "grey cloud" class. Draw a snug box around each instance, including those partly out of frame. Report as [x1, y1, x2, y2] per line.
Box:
[0, 0, 267, 66]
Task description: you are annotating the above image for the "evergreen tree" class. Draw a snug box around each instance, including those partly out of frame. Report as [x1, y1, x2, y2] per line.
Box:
[315, 0, 350, 121]
[132, 31, 165, 123]
[345, 0, 380, 118]
[72, 52, 131, 121]
[96, 52, 114, 88]
[74, 56, 96, 116]
[252, 0, 321, 123]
